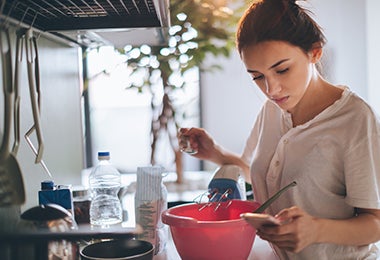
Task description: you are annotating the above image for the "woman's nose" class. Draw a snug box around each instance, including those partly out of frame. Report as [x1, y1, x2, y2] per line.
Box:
[264, 77, 281, 96]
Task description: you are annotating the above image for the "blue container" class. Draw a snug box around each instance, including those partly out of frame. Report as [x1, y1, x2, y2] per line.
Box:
[38, 181, 73, 212]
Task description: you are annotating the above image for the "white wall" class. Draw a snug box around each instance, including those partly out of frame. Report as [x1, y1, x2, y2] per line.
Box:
[0, 29, 84, 211]
[366, 0, 380, 113]
[200, 0, 373, 170]
[310, 0, 367, 98]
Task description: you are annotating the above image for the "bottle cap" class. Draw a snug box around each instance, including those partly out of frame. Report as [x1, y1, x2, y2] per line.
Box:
[41, 180, 55, 190]
[98, 151, 110, 160]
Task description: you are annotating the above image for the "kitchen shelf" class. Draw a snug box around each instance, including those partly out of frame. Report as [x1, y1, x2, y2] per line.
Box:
[0, 0, 170, 47]
[1, 0, 164, 31]
[0, 223, 141, 243]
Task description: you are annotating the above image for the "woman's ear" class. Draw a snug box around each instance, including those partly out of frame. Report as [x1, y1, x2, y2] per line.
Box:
[309, 43, 323, 63]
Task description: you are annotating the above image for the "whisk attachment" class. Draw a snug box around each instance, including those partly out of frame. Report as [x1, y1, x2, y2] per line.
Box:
[194, 178, 244, 212]
[194, 165, 247, 212]
[193, 191, 214, 211]
[194, 188, 235, 211]
[213, 189, 234, 211]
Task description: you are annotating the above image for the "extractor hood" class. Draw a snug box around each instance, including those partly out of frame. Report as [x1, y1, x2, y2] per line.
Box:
[0, 0, 170, 48]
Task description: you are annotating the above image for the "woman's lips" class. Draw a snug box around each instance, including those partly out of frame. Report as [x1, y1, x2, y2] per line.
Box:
[272, 96, 289, 104]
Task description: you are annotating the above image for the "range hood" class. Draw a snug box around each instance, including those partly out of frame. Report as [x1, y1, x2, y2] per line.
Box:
[0, 0, 170, 48]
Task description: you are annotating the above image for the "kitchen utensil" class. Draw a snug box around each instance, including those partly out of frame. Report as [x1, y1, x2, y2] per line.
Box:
[25, 28, 44, 164]
[162, 199, 260, 260]
[25, 132, 52, 177]
[80, 239, 154, 260]
[11, 28, 26, 155]
[193, 189, 233, 212]
[24, 28, 52, 177]
[0, 26, 26, 206]
[253, 181, 297, 213]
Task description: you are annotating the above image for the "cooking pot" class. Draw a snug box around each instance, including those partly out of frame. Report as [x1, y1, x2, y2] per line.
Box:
[80, 239, 154, 260]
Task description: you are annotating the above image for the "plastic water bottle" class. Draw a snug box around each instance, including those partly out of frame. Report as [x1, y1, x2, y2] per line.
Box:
[89, 152, 122, 226]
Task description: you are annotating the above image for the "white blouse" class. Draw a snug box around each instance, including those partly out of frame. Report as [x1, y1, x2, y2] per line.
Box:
[242, 87, 380, 259]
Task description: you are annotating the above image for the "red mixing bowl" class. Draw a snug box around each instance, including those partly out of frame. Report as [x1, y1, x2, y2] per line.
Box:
[162, 199, 260, 260]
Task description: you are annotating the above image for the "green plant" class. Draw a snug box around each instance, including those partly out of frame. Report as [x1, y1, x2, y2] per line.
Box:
[116, 0, 249, 182]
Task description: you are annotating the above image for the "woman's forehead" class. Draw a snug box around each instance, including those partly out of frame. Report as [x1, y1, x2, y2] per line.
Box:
[241, 41, 307, 70]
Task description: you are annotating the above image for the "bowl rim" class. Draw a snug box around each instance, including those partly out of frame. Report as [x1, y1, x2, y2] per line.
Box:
[162, 199, 260, 228]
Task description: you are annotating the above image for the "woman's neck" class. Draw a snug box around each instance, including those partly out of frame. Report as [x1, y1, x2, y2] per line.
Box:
[289, 77, 343, 127]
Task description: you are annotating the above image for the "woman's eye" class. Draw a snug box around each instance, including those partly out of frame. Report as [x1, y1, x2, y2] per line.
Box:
[277, 68, 289, 74]
[252, 75, 264, 81]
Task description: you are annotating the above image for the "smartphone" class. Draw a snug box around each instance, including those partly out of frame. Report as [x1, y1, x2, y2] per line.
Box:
[241, 213, 281, 229]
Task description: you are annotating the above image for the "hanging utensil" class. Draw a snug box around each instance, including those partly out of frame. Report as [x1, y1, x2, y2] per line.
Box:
[11, 28, 26, 155]
[24, 28, 52, 178]
[0, 26, 26, 206]
[25, 28, 44, 163]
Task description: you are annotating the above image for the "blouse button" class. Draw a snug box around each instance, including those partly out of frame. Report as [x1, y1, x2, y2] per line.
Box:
[283, 139, 289, 144]
[274, 161, 280, 167]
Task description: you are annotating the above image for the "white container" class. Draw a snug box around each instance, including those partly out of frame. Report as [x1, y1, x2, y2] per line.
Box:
[135, 166, 168, 255]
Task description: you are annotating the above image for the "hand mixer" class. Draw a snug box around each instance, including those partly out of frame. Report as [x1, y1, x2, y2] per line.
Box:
[194, 164, 245, 211]
[195, 165, 297, 213]
[207, 164, 245, 202]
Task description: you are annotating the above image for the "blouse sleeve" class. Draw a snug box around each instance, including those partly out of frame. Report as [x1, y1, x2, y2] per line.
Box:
[344, 113, 380, 209]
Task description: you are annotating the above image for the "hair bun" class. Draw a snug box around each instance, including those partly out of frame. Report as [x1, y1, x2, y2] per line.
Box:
[265, 0, 300, 8]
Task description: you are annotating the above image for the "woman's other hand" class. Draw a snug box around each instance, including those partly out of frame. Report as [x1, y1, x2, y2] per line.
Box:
[255, 206, 320, 253]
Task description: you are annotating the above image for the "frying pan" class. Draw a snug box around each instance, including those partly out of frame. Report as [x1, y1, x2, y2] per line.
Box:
[0, 26, 25, 206]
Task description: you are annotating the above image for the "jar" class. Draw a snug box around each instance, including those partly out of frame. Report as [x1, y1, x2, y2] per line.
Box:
[72, 187, 91, 224]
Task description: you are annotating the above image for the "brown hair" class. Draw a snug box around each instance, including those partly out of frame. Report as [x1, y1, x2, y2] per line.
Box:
[236, 0, 326, 54]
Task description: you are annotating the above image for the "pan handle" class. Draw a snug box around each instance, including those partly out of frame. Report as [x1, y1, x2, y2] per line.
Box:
[25, 28, 44, 163]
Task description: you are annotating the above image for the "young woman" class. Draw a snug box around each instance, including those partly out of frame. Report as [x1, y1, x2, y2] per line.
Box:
[179, 0, 380, 259]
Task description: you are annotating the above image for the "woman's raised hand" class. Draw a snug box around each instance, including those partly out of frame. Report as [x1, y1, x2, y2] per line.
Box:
[178, 127, 218, 161]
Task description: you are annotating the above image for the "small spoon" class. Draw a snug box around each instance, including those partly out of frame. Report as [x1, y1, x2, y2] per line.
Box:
[253, 181, 297, 213]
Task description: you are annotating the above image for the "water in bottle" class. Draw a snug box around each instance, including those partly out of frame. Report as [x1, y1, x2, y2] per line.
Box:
[89, 152, 122, 226]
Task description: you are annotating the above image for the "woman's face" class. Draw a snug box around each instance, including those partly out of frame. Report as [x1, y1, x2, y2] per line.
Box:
[241, 41, 318, 113]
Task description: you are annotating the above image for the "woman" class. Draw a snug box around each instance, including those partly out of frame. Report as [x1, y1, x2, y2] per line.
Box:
[178, 0, 380, 259]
